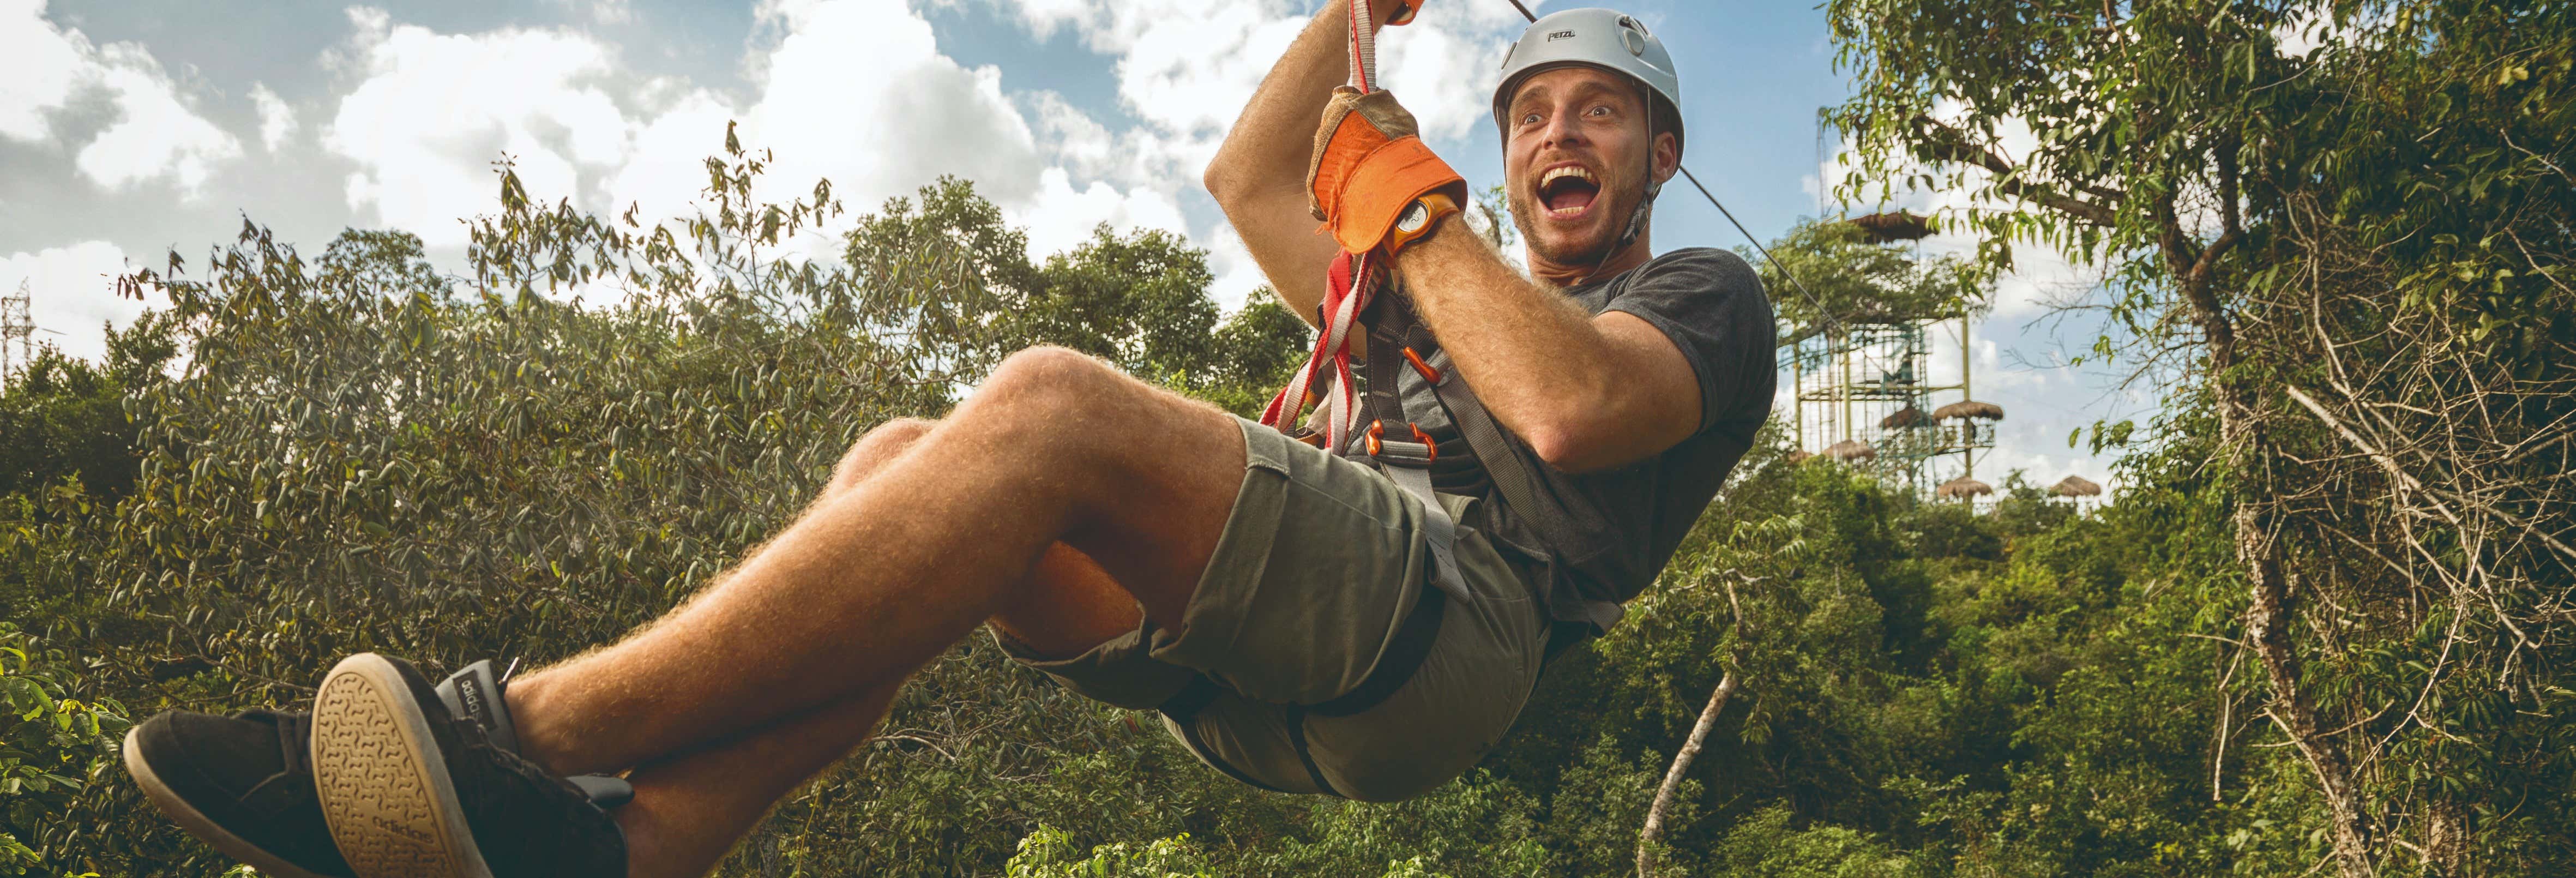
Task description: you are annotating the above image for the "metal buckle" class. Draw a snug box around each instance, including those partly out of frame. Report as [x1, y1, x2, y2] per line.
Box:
[1365, 419, 1437, 463]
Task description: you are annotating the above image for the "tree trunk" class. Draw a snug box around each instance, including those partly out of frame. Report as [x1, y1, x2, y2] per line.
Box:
[2226, 398, 2375, 877]
[2194, 286, 2376, 878]
[2155, 177, 2376, 876]
[1638, 669, 1738, 878]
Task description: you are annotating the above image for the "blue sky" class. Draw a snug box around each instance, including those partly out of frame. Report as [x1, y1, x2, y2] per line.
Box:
[1, 0, 2141, 490]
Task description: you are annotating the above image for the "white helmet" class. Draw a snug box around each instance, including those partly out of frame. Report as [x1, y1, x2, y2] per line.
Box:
[1491, 8, 1681, 252]
[1490, 8, 1682, 150]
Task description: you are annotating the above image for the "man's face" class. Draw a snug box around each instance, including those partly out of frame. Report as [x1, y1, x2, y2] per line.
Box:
[1501, 66, 1675, 268]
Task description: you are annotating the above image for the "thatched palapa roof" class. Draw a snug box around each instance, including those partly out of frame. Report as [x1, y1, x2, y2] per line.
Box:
[1822, 439, 1876, 461]
[1934, 399, 2006, 420]
[2051, 476, 2103, 498]
[1880, 406, 1929, 429]
[1848, 211, 1935, 244]
[1935, 477, 1994, 500]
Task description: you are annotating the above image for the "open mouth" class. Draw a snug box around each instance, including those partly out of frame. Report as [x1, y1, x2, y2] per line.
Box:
[1538, 165, 1602, 219]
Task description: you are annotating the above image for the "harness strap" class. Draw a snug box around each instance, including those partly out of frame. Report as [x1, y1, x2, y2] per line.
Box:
[1284, 706, 1345, 797]
[1345, 0, 1381, 92]
[1364, 424, 1473, 606]
[1362, 294, 1565, 551]
[1371, 293, 1625, 636]
[1310, 583, 1448, 717]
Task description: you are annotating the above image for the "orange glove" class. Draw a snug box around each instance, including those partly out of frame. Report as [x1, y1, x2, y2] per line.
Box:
[1305, 87, 1466, 256]
[1385, 0, 1421, 26]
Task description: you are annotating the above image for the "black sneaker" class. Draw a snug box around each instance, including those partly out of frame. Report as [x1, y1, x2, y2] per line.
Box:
[309, 652, 628, 878]
[123, 708, 356, 878]
[124, 663, 633, 878]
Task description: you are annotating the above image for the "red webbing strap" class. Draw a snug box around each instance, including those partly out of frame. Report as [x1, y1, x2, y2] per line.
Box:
[1257, 252, 1374, 453]
[1345, 0, 1379, 92]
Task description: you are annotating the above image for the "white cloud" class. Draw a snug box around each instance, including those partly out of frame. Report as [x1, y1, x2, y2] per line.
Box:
[74, 46, 244, 193]
[251, 83, 297, 152]
[324, 0, 1100, 253]
[983, 0, 1527, 190]
[733, 0, 1042, 213]
[1, 240, 164, 365]
[570, 0, 633, 25]
[324, 10, 629, 246]
[0, 0, 90, 142]
[1201, 223, 1270, 312]
[974, 0, 1530, 306]
[599, 87, 735, 230]
[1, 1, 243, 194]
[1011, 167, 1187, 260]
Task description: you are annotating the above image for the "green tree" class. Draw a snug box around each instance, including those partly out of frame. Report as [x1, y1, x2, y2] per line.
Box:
[1753, 217, 1989, 334]
[0, 622, 132, 875]
[0, 314, 178, 503]
[1827, 1, 2575, 872]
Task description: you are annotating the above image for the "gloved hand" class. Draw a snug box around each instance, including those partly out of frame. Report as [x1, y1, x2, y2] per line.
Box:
[1382, 0, 1421, 26]
[1305, 87, 1467, 256]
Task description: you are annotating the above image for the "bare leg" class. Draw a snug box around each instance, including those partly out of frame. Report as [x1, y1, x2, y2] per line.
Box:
[501, 344, 1238, 784]
[606, 416, 1147, 877]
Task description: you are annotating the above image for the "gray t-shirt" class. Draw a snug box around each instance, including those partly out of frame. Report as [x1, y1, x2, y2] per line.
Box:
[1365, 247, 1776, 632]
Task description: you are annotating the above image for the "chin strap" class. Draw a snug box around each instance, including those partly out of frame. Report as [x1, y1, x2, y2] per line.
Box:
[1615, 184, 1659, 252]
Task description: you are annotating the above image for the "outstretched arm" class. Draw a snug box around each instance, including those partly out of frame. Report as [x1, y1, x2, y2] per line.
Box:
[1203, 0, 1411, 327]
[1391, 228, 1702, 474]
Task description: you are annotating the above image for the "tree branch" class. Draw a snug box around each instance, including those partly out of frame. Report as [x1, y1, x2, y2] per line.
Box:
[1639, 580, 1748, 878]
[1909, 115, 2121, 226]
[1638, 670, 1739, 878]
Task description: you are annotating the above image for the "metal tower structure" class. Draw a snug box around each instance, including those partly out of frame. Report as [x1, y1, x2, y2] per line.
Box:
[1785, 312, 2000, 497]
[1777, 211, 2007, 500]
[1, 280, 34, 383]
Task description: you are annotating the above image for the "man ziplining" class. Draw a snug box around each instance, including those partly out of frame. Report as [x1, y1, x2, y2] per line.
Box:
[119, 2, 1775, 876]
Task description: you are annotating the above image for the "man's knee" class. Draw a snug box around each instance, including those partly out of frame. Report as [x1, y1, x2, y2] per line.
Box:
[832, 417, 937, 493]
[979, 345, 1123, 399]
[973, 346, 1131, 424]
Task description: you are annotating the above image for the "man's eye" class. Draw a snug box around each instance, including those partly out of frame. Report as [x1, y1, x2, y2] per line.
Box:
[1587, 105, 1612, 117]
[1520, 112, 1542, 126]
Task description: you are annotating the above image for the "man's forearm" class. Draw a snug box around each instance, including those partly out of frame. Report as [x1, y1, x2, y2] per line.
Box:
[1391, 224, 1704, 472]
[1205, 0, 1403, 323]
[1205, 2, 1355, 199]
[1394, 229, 1620, 456]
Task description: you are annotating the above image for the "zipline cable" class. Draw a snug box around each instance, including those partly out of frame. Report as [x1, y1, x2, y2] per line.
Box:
[1490, 0, 1838, 336]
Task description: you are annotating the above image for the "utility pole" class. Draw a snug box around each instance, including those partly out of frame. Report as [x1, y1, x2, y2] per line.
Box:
[1, 280, 34, 384]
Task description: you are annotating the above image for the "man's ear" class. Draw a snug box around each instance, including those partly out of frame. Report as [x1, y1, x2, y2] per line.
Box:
[1652, 131, 1681, 185]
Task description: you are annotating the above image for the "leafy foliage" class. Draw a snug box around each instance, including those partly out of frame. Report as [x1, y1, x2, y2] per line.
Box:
[1826, 0, 2576, 873]
[1753, 218, 1989, 336]
[6, 6, 2571, 867]
[0, 622, 131, 876]
[0, 314, 177, 505]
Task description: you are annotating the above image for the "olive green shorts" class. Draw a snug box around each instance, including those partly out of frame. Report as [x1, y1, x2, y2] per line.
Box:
[994, 416, 1553, 802]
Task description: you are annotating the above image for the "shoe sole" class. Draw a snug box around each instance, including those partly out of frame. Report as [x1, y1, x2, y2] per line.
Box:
[310, 653, 495, 878]
[121, 727, 338, 878]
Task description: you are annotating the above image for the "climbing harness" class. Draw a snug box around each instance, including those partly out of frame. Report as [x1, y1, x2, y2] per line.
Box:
[1259, 0, 1474, 610]
[1165, 3, 1494, 798]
